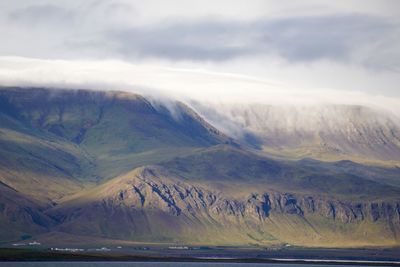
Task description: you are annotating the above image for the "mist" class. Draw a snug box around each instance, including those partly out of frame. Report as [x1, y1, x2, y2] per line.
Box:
[1, 1, 400, 121]
[1, 56, 399, 113]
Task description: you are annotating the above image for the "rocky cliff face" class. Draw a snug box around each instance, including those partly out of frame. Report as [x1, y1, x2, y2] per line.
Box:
[49, 166, 400, 246]
[1, 87, 399, 247]
[63, 167, 400, 223]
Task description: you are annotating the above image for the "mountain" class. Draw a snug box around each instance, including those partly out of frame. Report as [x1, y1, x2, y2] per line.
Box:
[0, 86, 399, 247]
[48, 165, 400, 247]
[161, 145, 400, 199]
[192, 103, 400, 164]
[0, 86, 231, 242]
[0, 87, 231, 200]
[0, 181, 52, 242]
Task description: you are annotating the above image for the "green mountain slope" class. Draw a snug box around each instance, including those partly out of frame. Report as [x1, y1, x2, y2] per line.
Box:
[47, 165, 400, 247]
[161, 145, 400, 200]
[0, 87, 231, 180]
[0, 112, 87, 202]
[0, 86, 235, 242]
[0, 86, 399, 248]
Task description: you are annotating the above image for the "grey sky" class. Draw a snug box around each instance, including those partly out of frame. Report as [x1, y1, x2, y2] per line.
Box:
[0, 0, 399, 101]
[104, 15, 397, 66]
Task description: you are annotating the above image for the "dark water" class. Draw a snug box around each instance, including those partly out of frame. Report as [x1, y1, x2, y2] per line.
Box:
[0, 263, 395, 267]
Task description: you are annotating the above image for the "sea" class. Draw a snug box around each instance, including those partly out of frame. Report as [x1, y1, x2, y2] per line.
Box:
[0, 263, 397, 267]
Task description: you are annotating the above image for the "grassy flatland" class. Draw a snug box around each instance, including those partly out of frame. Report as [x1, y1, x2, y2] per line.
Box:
[2, 246, 400, 264]
[261, 145, 400, 169]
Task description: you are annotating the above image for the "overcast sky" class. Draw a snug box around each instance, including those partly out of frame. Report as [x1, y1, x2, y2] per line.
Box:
[0, 0, 399, 109]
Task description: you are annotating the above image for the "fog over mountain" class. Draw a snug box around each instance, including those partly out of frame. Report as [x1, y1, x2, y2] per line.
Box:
[1, 57, 400, 113]
[1, 0, 400, 108]
[192, 103, 400, 163]
[1, 0, 400, 252]
[1, 86, 400, 248]
[1, 55, 400, 164]
[1, 56, 400, 165]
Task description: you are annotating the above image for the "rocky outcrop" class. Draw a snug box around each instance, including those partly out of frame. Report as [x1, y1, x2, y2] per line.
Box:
[51, 167, 400, 229]
[1, 87, 399, 246]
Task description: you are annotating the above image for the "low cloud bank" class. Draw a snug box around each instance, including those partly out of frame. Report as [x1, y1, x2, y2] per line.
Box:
[1, 56, 398, 112]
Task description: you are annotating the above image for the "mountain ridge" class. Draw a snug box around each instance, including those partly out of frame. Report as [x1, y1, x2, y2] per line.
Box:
[192, 102, 400, 165]
[46, 165, 400, 247]
[0, 86, 399, 247]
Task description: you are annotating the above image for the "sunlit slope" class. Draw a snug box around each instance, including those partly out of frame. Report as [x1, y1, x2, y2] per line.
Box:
[0, 86, 232, 241]
[161, 145, 400, 200]
[48, 164, 400, 247]
[0, 112, 88, 202]
[1, 86, 400, 247]
[0, 87, 231, 180]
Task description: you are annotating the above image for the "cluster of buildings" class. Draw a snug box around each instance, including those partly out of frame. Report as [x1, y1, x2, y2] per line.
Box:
[12, 241, 41, 246]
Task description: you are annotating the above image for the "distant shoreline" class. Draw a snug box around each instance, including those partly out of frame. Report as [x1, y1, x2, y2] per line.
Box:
[1, 259, 400, 266]
[1, 248, 400, 266]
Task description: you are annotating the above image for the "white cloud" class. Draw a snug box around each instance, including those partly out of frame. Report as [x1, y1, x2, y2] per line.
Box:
[0, 56, 399, 114]
[0, 1, 399, 104]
